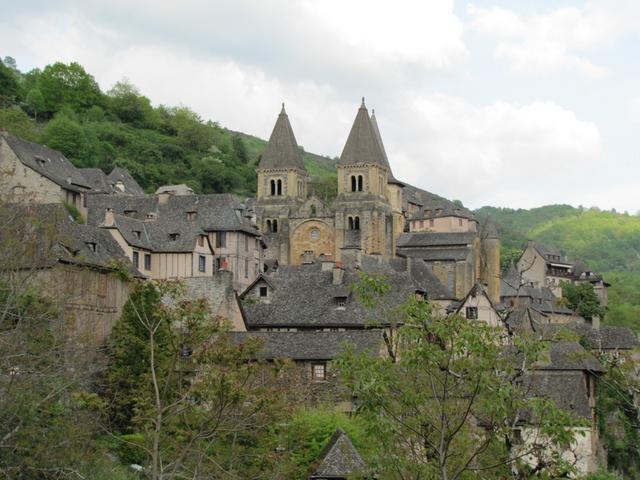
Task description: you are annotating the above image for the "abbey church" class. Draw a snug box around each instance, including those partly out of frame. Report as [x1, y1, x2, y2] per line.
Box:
[253, 99, 501, 302]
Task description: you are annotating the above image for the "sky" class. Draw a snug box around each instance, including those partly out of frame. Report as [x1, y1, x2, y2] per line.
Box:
[1, 0, 639, 211]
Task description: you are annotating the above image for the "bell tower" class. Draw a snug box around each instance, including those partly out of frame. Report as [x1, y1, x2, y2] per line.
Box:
[257, 103, 308, 201]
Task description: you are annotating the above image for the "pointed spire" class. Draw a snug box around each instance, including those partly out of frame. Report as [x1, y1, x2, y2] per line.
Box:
[339, 99, 387, 168]
[310, 429, 367, 479]
[258, 104, 307, 171]
[370, 109, 404, 185]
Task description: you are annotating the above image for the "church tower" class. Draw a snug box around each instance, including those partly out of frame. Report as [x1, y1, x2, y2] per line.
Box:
[257, 103, 308, 202]
[256, 104, 309, 264]
[335, 99, 395, 259]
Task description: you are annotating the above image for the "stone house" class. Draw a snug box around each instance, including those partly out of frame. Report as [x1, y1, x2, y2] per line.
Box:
[450, 282, 503, 328]
[87, 193, 263, 291]
[0, 132, 143, 219]
[2, 203, 139, 345]
[251, 101, 500, 304]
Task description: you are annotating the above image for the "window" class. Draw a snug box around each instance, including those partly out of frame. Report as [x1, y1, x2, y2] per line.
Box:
[276, 179, 282, 195]
[310, 228, 320, 241]
[350, 175, 357, 192]
[354, 216, 360, 230]
[336, 296, 347, 308]
[266, 219, 271, 232]
[169, 233, 180, 241]
[187, 211, 197, 221]
[465, 307, 478, 320]
[419, 220, 424, 229]
[458, 218, 463, 227]
[244, 235, 249, 251]
[216, 231, 226, 248]
[198, 255, 206, 272]
[259, 286, 268, 297]
[272, 219, 278, 233]
[124, 210, 136, 217]
[85, 242, 97, 253]
[198, 235, 205, 247]
[311, 363, 326, 380]
[132, 251, 139, 268]
[357, 175, 363, 191]
[144, 253, 152, 271]
[133, 230, 141, 239]
[512, 429, 523, 445]
[310, 204, 316, 216]
[244, 259, 249, 278]
[270, 179, 276, 196]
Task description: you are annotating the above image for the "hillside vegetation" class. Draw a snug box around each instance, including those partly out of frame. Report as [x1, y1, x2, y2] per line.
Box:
[477, 205, 640, 330]
[0, 57, 336, 197]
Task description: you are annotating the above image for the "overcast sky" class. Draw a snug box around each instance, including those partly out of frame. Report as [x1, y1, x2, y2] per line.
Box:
[2, 0, 639, 211]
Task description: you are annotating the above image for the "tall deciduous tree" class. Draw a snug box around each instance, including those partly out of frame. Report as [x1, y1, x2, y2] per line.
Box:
[337, 286, 581, 480]
[38, 62, 103, 115]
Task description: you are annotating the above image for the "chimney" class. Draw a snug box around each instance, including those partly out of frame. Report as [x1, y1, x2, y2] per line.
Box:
[591, 315, 601, 330]
[104, 208, 114, 227]
[158, 192, 170, 204]
[332, 266, 344, 285]
[321, 259, 335, 271]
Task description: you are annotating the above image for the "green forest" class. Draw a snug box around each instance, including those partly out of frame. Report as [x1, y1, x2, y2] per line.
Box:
[0, 57, 337, 197]
[476, 205, 640, 331]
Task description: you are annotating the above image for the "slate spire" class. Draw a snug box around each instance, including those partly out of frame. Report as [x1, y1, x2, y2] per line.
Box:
[339, 98, 388, 168]
[370, 108, 403, 184]
[309, 428, 368, 479]
[258, 104, 307, 171]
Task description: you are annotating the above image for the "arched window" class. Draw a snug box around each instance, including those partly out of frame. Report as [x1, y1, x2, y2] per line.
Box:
[276, 179, 282, 195]
[357, 175, 363, 192]
[354, 216, 360, 230]
[272, 219, 278, 232]
[266, 219, 272, 232]
[270, 179, 276, 196]
[348, 216, 354, 230]
[350, 176, 357, 192]
[310, 204, 316, 216]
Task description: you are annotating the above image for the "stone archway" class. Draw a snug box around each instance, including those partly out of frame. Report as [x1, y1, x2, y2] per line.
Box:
[290, 220, 336, 265]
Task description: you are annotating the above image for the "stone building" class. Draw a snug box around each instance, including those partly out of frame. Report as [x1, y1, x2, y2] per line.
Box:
[0, 132, 142, 219]
[2, 203, 138, 345]
[252, 101, 500, 303]
[87, 193, 263, 291]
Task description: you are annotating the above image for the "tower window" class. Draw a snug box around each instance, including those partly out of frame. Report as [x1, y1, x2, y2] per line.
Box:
[270, 179, 276, 196]
[272, 219, 278, 233]
[357, 175, 363, 191]
[310, 228, 320, 241]
[276, 179, 282, 195]
[310, 204, 317, 216]
[351, 175, 357, 192]
[354, 216, 360, 230]
[266, 219, 272, 232]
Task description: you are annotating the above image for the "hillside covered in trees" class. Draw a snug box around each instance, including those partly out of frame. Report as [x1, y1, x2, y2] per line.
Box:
[476, 205, 640, 331]
[1, 57, 638, 331]
[0, 57, 337, 197]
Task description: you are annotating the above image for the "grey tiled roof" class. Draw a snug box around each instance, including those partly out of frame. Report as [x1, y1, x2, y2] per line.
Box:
[524, 371, 592, 419]
[87, 193, 259, 235]
[535, 342, 604, 373]
[397, 248, 470, 262]
[107, 167, 145, 195]
[402, 183, 475, 220]
[559, 323, 638, 351]
[1, 132, 89, 191]
[310, 428, 368, 479]
[258, 105, 307, 171]
[370, 110, 402, 185]
[397, 231, 477, 248]
[339, 99, 387, 168]
[229, 330, 382, 360]
[79, 167, 144, 195]
[8, 203, 140, 276]
[241, 259, 452, 328]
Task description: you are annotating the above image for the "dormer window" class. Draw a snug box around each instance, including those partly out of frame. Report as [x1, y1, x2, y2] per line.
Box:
[169, 233, 180, 241]
[85, 242, 97, 253]
[465, 307, 478, 320]
[124, 210, 137, 217]
[335, 296, 347, 309]
[133, 230, 141, 239]
[259, 286, 268, 297]
[35, 155, 46, 167]
[415, 290, 426, 301]
[187, 211, 197, 220]
[435, 208, 443, 215]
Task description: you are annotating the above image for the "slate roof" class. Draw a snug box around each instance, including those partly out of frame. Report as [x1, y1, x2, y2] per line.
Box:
[310, 428, 368, 479]
[403, 183, 475, 220]
[258, 104, 307, 171]
[229, 330, 382, 360]
[500, 272, 574, 316]
[552, 323, 639, 351]
[155, 184, 194, 195]
[504, 306, 549, 333]
[339, 99, 387, 168]
[1, 131, 89, 191]
[87, 193, 260, 236]
[241, 258, 453, 328]
[79, 167, 144, 195]
[5, 203, 140, 276]
[370, 110, 402, 185]
[523, 371, 592, 420]
[535, 342, 604, 373]
[397, 231, 477, 248]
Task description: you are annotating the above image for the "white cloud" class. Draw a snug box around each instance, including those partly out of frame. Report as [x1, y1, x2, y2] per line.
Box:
[468, 1, 640, 77]
[382, 94, 605, 208]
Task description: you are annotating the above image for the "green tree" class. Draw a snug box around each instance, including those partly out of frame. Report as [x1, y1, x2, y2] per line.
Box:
[0, 106, 38, 140]
[25, 88, 45, 120]
[38, 62, 103, 115]
[0, 59, 20, 104]
[562, 282, 606, 321]
[40, 113, 88, 162]
[337, 281, 582, 479]
[231, 134, 249, 163]
[107, 79, 155, 126]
